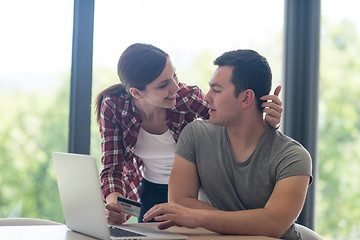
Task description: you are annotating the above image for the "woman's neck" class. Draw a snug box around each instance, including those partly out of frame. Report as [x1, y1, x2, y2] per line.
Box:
[134, 99, 168, 134]
[134, 100, 165, 122]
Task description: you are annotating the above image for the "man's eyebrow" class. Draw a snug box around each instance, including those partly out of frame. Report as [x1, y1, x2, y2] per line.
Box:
[209, 83, 223, 88]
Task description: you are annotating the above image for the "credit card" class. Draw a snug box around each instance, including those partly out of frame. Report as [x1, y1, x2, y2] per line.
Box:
[117, 196, 142, 218]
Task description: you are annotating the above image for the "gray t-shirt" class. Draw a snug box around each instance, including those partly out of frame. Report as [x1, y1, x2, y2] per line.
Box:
[176, 120, 313, 240]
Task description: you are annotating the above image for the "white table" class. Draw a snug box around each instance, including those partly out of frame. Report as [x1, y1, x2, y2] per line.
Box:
[0, 223, 280, 240]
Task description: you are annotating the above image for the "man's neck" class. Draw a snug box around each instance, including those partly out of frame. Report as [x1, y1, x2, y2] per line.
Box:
[226, 113, 266, 163]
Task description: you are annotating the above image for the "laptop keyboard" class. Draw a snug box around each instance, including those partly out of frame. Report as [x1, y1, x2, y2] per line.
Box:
[109, 226, 147, 238]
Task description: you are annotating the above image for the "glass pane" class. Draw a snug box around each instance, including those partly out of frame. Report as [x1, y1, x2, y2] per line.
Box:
[0, 1, 73, 222]
[91, 0, 284, 222]
[318, 0, 360, 239]
[91, 0, 284, 155]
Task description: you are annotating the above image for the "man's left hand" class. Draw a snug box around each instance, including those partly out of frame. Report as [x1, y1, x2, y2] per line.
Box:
[142, 202, 202, 230]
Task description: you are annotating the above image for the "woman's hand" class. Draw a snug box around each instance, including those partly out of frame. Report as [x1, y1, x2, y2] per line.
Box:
[261, 85, 283, 129]
[105, 192, 127, 225]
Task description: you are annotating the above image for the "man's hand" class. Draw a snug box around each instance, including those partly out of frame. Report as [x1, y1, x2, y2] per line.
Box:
[261, 85, 283, 129]
[142, 202, 202, 230]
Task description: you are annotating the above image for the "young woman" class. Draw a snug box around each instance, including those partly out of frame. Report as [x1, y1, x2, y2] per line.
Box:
[94, 43, 283, 225]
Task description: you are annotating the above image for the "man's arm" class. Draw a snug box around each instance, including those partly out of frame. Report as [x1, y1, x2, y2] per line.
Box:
[168, 154, 217, 210]
[144, 170, 310, 239]
[196, 175, 310, 238]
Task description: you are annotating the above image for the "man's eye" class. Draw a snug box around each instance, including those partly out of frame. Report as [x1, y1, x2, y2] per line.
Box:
[213, 89, 221, 93]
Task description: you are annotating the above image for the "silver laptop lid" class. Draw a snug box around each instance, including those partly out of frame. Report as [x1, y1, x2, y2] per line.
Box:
[53, 152, 111, 240]
[53, 152, 187, 240]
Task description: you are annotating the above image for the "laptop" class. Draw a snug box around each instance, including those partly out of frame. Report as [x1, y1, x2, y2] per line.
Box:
[53, 152, 187, 240]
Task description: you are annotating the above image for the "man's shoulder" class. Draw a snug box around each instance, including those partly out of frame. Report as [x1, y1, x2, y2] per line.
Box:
[269, 128, 311, 158]
[275, 130, 306, 149]
[182, 120, 224, 139]
[187, 119, 217, 129]
[267, 128, 313, 184]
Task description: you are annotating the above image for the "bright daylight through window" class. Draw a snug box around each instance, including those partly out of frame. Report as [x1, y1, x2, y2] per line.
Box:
[0, 1, 359, 239]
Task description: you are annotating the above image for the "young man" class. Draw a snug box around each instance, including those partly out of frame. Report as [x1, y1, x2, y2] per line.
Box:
[143, 49, 313, 240]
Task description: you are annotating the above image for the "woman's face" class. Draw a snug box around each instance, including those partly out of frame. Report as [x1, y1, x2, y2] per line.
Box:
[138, 57, 179, 109]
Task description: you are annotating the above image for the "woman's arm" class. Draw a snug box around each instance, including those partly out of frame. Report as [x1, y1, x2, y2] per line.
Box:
[98, 97, 142, 224]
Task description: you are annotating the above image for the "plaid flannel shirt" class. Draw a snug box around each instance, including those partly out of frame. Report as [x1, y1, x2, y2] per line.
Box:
[99, 82, 209, 202]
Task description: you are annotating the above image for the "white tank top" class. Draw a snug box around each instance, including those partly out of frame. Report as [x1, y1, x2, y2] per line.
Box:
[134, 127, 176, 184]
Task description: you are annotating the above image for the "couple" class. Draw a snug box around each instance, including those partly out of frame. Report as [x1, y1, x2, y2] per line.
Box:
[95, 43, 312, 240]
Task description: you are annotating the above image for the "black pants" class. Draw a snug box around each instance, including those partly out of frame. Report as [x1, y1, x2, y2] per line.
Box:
[138, 178, 168, 223]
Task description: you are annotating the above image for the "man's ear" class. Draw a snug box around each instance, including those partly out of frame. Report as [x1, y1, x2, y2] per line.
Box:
[129, 87, 143, 100]
[240, 89, 256, 109]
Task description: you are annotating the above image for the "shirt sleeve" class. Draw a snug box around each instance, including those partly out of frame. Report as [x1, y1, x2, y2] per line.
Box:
[175, 122, 197, 164]
[176, 83, 209, 120]
[276, 143, 313, 185]
[98, 97, 141, 202]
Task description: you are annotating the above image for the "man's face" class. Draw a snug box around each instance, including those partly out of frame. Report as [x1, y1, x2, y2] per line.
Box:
[204, 66, 244, 126]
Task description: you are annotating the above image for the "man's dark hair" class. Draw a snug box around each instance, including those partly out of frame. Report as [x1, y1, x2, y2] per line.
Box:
[213, 49, 272, 111]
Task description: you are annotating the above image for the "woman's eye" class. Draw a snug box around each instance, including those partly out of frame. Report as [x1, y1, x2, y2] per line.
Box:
[158, 82, 168, 88]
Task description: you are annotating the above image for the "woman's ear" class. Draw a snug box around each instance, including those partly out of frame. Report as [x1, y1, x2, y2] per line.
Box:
[240, 89, 256, 108]
[129, 87, 143, 100]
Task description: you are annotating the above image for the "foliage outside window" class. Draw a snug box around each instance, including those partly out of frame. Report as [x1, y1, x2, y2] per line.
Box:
[1, 1, 360, 240]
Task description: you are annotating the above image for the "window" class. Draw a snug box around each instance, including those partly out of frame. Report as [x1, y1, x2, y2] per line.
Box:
[0, 0, 73, 222]
[1, 0, 287, 225]
[91, 0, 284, 158]
[317, 1, 360, 238]
[90, 0, 284, 223]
